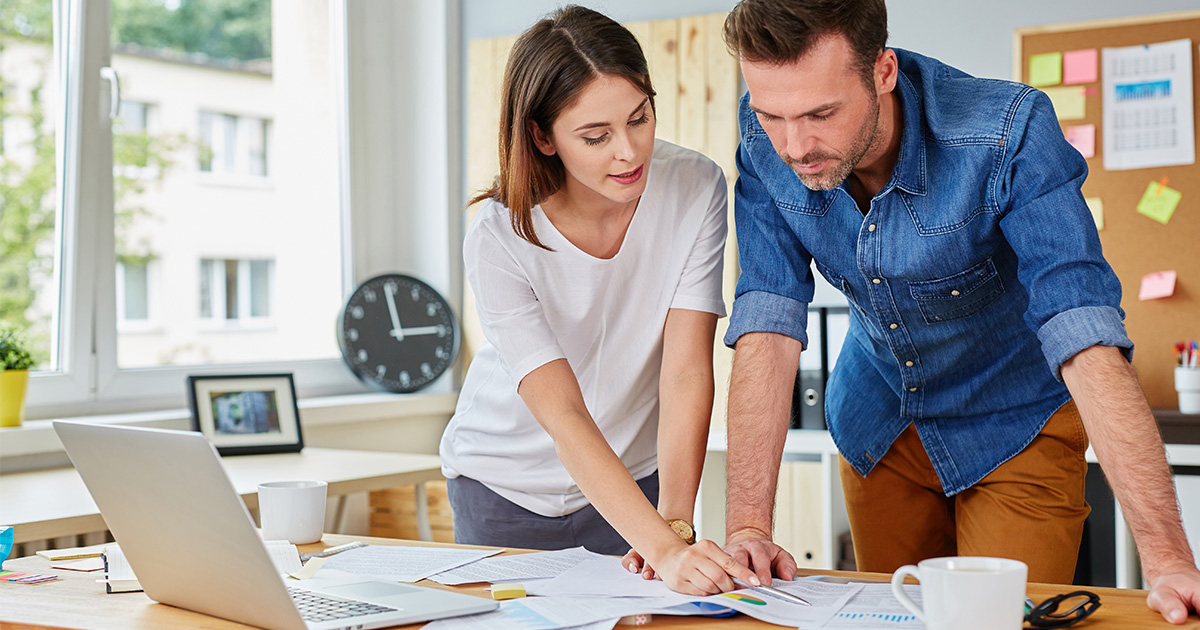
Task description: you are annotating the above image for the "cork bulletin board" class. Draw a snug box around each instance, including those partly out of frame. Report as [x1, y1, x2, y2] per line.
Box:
[1016, 11, 1200, 408]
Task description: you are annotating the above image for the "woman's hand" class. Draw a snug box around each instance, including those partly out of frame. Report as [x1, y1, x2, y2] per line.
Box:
[629, 539, 761, 596]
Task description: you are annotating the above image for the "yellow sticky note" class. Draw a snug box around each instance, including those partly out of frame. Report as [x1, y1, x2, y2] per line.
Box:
[287, 556, 328, 580]
[1136, 181, 1182, 224]
[492, 583, 526, 600]
[1085, 197, 1104, 231]
[1029, 52, 1063, 87]
[1042, 87, 1086, 120]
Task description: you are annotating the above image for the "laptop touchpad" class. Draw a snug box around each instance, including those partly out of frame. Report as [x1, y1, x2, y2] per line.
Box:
[324, 582, 419, 599]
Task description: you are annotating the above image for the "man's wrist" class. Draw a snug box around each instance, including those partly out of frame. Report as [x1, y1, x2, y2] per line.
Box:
[726, 525, 773, 544]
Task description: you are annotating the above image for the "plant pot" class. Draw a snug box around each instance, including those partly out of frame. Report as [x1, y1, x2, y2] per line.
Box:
[0, 369, 30, 427]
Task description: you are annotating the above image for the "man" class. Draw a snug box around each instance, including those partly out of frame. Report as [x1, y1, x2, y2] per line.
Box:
[718, 0, 1200, 623]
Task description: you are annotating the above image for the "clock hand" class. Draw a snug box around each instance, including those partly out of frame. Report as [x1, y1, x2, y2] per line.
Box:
[384, 283, 405, 341]
[398, 326, 442, 336]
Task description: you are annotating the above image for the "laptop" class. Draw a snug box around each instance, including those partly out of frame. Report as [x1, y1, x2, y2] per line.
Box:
[54, 421, 497, 630]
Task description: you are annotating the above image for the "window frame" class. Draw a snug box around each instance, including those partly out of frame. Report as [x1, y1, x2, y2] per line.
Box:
[23, 0, 463, 419]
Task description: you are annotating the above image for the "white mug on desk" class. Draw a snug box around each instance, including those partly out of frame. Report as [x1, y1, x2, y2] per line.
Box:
[258, 480, 327, 544]
[891, 556, 1027, 630]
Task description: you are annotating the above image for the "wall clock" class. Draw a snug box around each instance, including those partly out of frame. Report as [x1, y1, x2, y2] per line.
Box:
[337, 273, 459, 393]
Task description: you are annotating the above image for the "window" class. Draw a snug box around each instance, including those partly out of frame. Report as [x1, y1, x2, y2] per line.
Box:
[2, 1, 460, 418]
[198, 110, 271, 178]
[199, 258, 273, 324]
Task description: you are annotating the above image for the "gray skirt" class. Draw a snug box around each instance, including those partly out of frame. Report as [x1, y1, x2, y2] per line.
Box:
[446, 471, 660, 556]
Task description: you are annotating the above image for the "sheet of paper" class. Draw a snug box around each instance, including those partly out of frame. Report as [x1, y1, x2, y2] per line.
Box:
[102, 545, 136, 581]
[705, 579, 863, 627]
[430, 547, 602, 585]
[422, 597, 624, 630]
[1102, 39, 1195, 170]
[34, 544, 107, 561]
[1137, 180, 1182, 224]
[1085, 197, 1104, 231]
[1139, 270, 1177, 300]
[51, 557, 106, 572]
[319, 544, 502, 583]
[531, 556, 695, 605]
[1063, 48, 1098, 85]
[1029, 52, 1062, 87]
[263, 540, 302, 574]
[1064, 124, 1095, 158]
[821, 584, 924, 628]
[1042, 86, 1086, 120]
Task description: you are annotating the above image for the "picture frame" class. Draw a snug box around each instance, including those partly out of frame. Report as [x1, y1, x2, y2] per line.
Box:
[186, 373, 304, 456]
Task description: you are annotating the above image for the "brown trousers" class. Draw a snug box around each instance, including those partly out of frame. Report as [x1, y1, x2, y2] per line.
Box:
[838, 401, 1090, 583]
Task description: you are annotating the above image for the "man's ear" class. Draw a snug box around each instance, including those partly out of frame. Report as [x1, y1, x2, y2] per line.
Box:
[528, 120, 557, 156]
[875, 48, 899, 95]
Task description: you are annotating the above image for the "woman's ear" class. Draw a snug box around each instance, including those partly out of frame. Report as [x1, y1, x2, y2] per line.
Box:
[528, 120, 557, 156]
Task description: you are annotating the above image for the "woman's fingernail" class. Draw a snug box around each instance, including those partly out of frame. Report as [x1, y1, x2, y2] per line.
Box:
[749, 576, 761, 586]
[627, 563, 636, 573]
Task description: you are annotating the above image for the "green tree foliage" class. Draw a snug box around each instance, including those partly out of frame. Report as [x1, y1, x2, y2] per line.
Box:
[112, 0, 271, 62]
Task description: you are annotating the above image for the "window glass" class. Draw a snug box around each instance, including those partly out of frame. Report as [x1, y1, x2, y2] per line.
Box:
[0, 1, 58, 370]
[119, 261, 149, 321]
[111, 0, 342, 368]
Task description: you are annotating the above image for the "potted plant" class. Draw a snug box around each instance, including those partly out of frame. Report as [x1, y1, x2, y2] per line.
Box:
[0, 328, 34, 427]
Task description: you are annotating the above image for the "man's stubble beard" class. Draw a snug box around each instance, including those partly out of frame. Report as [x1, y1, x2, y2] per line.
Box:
[782, 95, 881, 191]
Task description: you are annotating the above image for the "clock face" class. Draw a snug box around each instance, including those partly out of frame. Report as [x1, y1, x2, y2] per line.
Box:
[337, 274, 459, 393]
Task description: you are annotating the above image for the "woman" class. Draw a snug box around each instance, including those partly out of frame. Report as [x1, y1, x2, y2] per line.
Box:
[439, 5, 755, 595]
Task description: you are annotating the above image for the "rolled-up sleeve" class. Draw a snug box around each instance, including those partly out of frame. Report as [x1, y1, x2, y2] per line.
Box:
[723, 113, 815, 350]
[997, 90, 1133, 380]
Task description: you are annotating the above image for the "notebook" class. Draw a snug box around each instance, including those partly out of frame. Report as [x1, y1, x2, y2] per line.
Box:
[54, 420, 496, 630]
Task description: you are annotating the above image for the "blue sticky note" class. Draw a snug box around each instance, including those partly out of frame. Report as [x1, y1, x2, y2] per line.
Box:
[0, 526, 13, 568]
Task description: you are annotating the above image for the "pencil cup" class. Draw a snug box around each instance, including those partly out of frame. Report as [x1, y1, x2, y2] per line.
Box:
[1177, 367, 1200, 415]
[258, 480, 327, 544]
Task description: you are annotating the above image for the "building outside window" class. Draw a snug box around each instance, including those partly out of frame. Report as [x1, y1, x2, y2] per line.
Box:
[199, 258, 274, 324]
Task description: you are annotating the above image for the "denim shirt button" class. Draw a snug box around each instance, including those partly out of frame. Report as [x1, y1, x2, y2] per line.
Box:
[950, 289, 961, 296]
[909, 387, 918, 392]
[868, 224, 876, 232]
[872, 278, 882, 284]
[889, 323, 898, 329]
[905, 360, 914, 367]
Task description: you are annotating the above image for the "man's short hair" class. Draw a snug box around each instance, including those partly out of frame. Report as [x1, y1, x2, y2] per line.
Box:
[723, 0, 888, 87]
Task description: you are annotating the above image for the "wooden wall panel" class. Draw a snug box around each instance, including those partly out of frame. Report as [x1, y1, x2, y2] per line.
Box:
[649, 20, 681, 145]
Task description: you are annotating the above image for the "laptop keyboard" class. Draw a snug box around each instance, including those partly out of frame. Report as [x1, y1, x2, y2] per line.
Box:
[288, 586, 398, 622]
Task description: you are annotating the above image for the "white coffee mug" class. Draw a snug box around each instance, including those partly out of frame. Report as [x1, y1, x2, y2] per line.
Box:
[891, 556, 1028, 630]
[1176, 367, 1200, 415]
[258, 480, 327, 544]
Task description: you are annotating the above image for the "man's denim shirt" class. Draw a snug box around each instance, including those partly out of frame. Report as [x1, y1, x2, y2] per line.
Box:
[724, 49, 1133, 495]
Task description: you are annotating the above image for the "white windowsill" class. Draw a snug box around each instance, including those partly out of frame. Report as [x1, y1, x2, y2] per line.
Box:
[0, 391, 458, 460]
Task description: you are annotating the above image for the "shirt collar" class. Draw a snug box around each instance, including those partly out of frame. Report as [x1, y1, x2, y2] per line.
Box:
[888, 62, 928, 197]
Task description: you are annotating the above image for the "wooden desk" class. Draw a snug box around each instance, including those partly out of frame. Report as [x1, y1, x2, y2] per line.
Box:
[0, 534, 1194, 629]
[0, 448, 444, 544]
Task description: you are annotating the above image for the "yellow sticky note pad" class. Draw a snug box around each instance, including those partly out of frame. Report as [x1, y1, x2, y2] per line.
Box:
[492, 583, 526, 600]
[1029, 52, 1063, 87]
[1042, 87, 1086, 120]
[1136, 181, 1182, 224]
[1085, 197, 1104, 231]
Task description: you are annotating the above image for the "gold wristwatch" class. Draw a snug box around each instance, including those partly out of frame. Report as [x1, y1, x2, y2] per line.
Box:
[667, 518, 696, 545]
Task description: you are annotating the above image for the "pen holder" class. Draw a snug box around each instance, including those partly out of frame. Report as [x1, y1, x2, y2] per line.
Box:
[1177, 367, 1200, 415]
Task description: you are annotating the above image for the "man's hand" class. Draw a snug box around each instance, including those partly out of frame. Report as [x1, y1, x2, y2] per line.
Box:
[1148, 567, 1200, 624]
[724, 527, 797, 586]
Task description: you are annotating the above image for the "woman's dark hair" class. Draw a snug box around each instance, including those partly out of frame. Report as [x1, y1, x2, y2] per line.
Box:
[470, 5, 655, 249]
[723, 0, 888, 89]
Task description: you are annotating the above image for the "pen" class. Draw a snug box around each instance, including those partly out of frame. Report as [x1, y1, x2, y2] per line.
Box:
[299, 541, 367, 562]
[733, 578, 812, 606]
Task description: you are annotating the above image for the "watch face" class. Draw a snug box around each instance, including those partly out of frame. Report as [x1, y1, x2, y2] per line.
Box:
[338, 274, 459, 393]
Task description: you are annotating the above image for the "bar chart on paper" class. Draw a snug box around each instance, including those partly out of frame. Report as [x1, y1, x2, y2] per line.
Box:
[828, 611, 922, 627]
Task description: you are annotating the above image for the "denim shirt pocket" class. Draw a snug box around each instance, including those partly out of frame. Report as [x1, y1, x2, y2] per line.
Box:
[908, 258, 1005, 324]
[815, 261, 865, 315]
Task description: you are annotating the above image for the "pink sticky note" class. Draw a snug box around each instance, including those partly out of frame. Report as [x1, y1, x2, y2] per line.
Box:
[1065, 124, 1095, 158]
[1138, 270, 1177, 301]
[1062, 49, 1098, 85]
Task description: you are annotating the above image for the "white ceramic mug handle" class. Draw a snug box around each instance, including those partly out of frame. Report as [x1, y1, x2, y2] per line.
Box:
[891, 564, 925, 622]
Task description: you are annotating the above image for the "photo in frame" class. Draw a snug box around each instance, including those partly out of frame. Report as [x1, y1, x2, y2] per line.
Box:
[186, 373, 304, 456]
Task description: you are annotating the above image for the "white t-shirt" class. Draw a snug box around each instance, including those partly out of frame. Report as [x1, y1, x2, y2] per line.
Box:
[439, 140, 729, 517]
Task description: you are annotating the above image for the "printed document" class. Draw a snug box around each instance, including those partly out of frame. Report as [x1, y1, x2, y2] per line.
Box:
[817, 583, 924, 628]
[319, 544, 501, 583]
[1102, 38, 1195, 170]
[430, 546, 601, 585]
